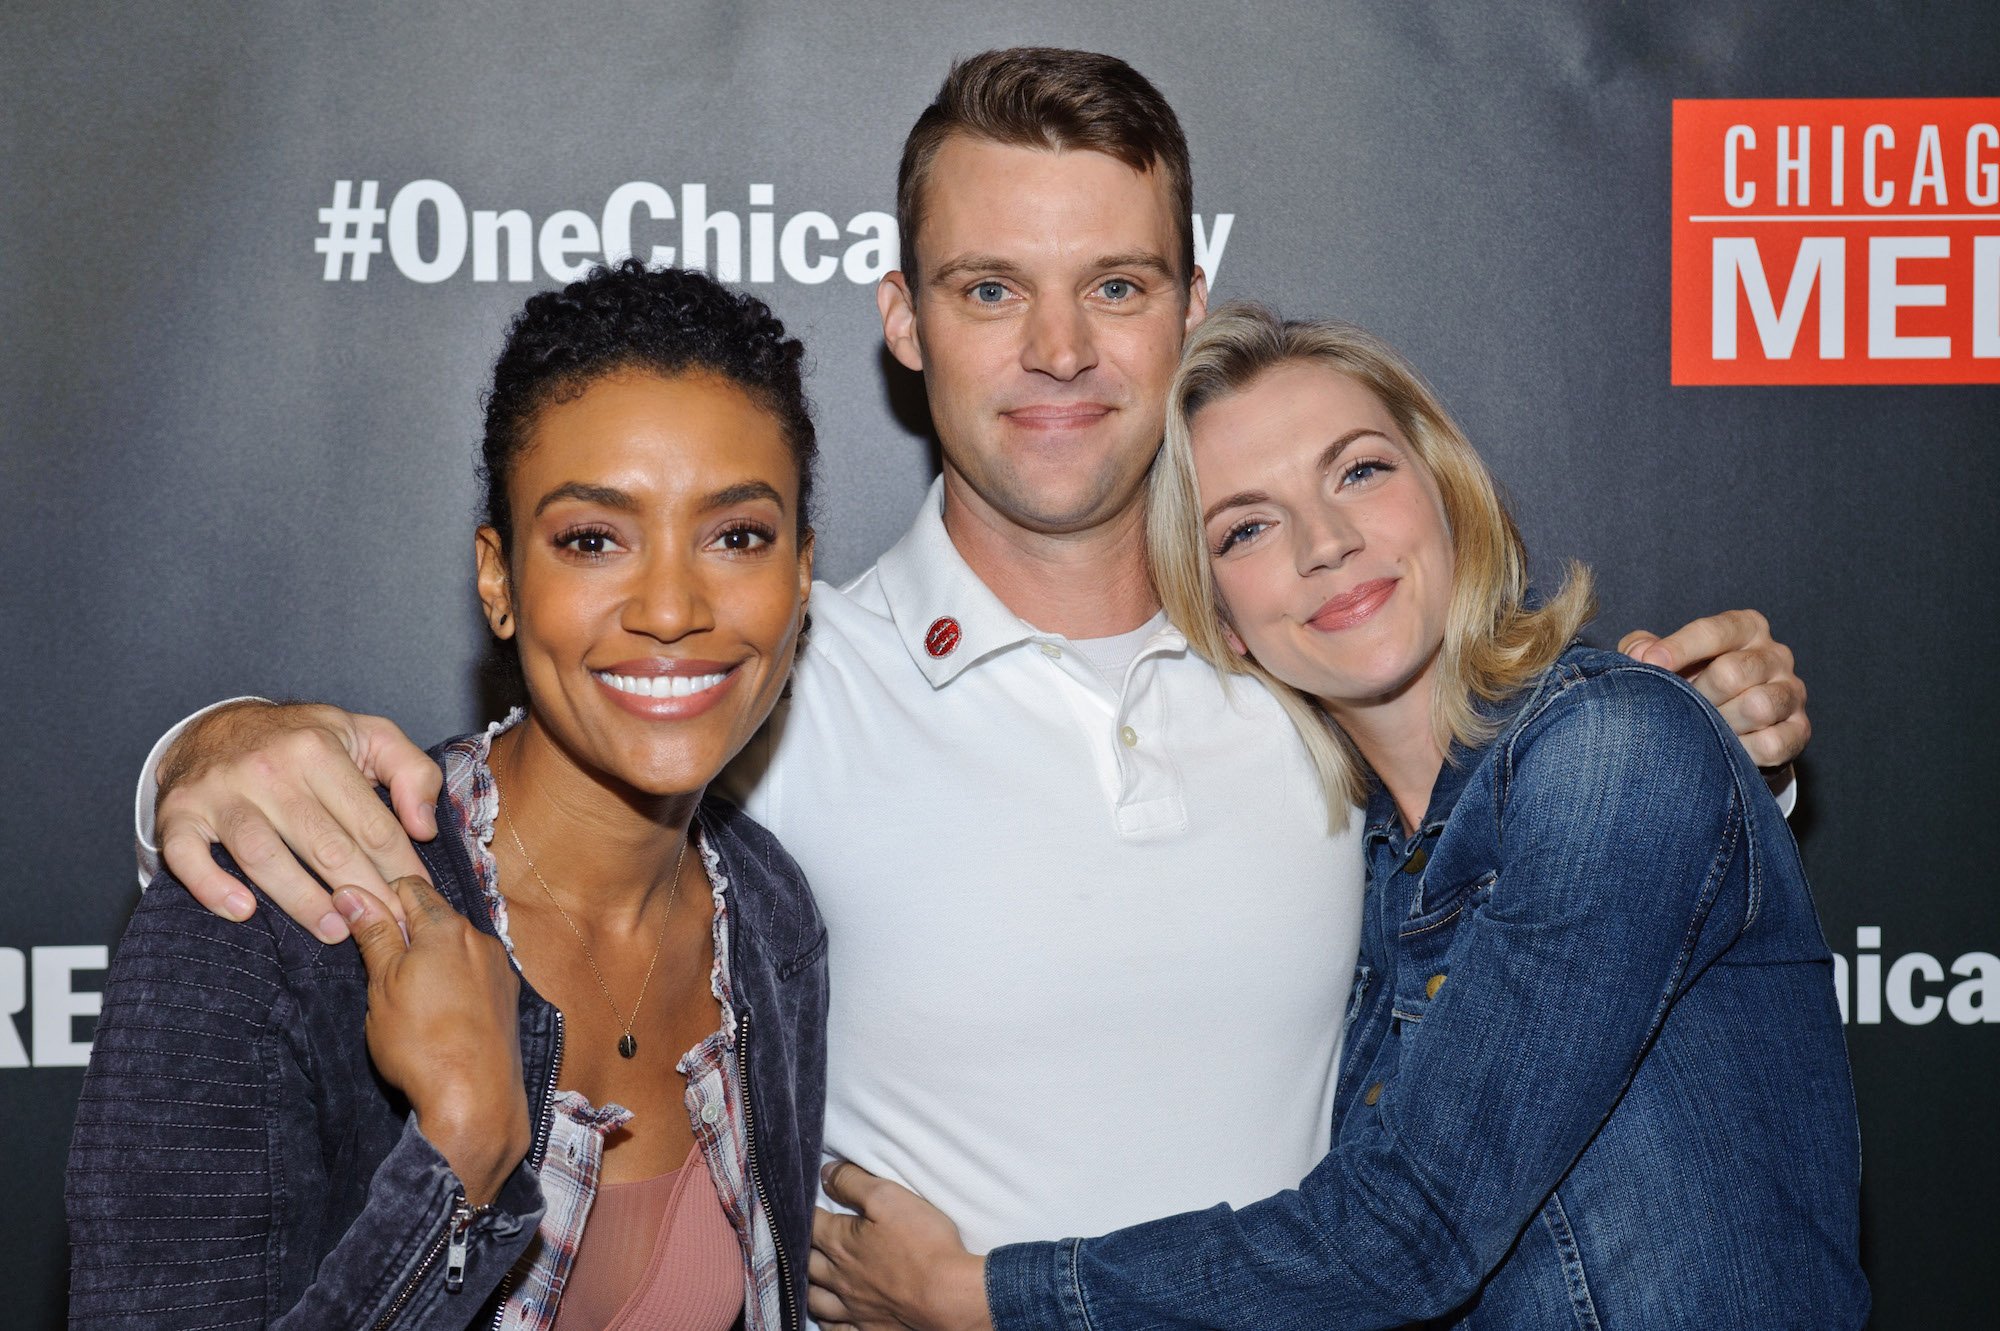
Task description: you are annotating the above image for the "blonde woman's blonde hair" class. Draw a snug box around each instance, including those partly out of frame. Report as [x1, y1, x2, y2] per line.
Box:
[1147, 303, 1596, 821]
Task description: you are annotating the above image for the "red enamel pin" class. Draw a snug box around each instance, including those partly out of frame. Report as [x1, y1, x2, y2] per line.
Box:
[924, 616, 962, 658]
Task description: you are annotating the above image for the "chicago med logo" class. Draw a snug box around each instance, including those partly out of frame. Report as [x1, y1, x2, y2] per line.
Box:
[1671, 98, 2000, 385]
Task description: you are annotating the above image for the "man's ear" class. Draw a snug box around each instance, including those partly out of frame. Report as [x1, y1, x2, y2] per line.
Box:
[474, 527, 515, 639]
[1184, 266, 1210, 336]
[878, 272, 924, 372]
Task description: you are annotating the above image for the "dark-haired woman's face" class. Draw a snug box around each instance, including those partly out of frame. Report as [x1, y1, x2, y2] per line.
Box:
[476, 369, 811, 798]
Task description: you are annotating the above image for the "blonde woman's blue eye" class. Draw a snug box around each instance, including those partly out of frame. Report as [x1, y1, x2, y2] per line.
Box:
[1216, 519, 1267, 555]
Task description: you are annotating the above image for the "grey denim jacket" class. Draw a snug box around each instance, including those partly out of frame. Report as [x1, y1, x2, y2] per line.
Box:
[67, 739, 828, 1329]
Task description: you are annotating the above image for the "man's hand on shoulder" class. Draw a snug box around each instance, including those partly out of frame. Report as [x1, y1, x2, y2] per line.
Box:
[1619, 609, 1809, 780]
[155, 700, 441, 943]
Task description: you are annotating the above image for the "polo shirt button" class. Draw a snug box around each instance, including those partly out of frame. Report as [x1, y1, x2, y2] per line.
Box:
[1039, 642, 1063, 659]
[1119, 726, 1139, 748]
[1364, 1082, 1384, 1106]
[700, 1101, 721, 1125]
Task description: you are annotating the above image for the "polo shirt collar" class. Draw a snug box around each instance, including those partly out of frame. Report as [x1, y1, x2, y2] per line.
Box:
[875, 478, 1041, 687]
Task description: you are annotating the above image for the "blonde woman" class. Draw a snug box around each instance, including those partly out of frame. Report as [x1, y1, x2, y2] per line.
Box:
[808, 305, 1867, 1330]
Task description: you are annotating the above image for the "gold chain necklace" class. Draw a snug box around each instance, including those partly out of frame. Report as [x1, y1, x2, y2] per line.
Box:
[502, 811, 689, 1059]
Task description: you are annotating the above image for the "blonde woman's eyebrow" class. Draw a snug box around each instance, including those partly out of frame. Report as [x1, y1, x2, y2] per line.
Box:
[1315, 428, 1391, 474]
[1203, 488, 1269, 525]
[1200, 428, 1390, 525]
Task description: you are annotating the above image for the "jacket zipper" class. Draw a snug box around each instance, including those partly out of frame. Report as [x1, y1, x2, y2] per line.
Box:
[737, 1007, 799, 1331]
[487, 1006, 566, 1330]
[371, 1192, 472, 1331]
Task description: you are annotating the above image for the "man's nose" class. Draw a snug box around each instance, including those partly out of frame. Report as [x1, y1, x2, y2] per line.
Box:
[1020, 298, 1098, 381]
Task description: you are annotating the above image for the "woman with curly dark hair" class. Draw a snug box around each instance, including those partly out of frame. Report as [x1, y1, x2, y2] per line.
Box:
[68, 261, 827, 1331]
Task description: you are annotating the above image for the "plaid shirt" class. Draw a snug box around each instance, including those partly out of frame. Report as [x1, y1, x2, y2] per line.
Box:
[442, 715, 785, 1331]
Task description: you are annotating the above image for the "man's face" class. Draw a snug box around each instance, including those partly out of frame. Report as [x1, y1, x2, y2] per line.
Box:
[880, 136, 1207, 539]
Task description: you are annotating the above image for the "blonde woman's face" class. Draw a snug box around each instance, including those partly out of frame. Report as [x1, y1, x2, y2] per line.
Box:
[1193, 361, 1453, 718]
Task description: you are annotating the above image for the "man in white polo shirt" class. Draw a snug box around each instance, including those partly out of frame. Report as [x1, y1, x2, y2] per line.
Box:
[135, 48, 1808, 1254]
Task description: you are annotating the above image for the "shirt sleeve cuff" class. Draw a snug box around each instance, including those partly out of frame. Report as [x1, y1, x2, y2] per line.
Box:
[135, 696, 268, 888]
[1771, 764, 1799, 819]
[986, 1239, 1093, 1331]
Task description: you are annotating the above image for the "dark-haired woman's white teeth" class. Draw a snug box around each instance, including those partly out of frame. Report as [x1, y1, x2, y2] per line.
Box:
[595, 671, 728, 698]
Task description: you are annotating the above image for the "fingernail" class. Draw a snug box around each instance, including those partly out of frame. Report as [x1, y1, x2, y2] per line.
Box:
[317, 910, 352, 943]
[226, 890, 255, 921]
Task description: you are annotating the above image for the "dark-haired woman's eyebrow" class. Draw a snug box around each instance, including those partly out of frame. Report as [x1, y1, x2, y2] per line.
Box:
[534, 482, 638, 516]
[702, 480, 786, 513]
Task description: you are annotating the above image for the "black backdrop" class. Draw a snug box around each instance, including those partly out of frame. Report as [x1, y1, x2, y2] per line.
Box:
[4, 3, 1996, 1324]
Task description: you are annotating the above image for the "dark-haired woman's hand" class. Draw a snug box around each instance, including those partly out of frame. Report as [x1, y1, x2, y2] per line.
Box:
[339, 879, 531, 1206]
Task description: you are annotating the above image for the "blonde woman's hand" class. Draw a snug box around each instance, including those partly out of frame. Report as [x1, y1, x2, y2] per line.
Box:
[340, 878, 530, 1205]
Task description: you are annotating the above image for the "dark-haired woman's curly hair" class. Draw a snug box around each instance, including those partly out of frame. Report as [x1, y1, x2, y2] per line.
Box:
[479, 259, 817, 553]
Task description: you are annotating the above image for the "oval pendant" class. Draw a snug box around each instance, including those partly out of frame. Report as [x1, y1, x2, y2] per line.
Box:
[618, 1033, 638, 1059]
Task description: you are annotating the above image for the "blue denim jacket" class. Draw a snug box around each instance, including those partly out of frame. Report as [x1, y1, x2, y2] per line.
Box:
[67, 740, 828, 1330]
[987, 646, 1866, 1329]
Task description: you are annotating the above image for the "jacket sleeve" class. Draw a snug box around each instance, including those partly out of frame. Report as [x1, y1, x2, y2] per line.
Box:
[66, 881, 544, 1329]
[986, 668, 1751, 1331]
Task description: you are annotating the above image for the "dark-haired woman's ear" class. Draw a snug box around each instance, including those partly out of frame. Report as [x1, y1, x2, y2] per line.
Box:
[474, 526, 516, 639]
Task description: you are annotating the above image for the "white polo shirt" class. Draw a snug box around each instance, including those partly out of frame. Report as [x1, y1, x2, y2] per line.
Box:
[728, 481, 1362, 1251]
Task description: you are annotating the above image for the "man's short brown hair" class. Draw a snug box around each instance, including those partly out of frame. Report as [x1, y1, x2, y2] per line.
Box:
[896, 47, 1194, 289]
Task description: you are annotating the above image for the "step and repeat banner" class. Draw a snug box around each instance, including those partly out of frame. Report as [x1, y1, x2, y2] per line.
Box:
[4, 2, 1995, 1325]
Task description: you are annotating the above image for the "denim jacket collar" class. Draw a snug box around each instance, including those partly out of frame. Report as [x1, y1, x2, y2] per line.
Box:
[1360, 655, 1568, 850]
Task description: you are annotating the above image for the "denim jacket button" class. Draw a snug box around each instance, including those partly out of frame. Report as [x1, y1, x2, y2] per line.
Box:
[1426, 973, 1447, 1000]
[1401, 847, 1429, 874]
[1364, 1082, 1384, 1106]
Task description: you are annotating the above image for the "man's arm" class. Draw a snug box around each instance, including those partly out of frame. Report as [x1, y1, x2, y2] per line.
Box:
[1619, 608, 1808, 770]
[138, 699, 442, 942]
[69, 874, 540, 1328]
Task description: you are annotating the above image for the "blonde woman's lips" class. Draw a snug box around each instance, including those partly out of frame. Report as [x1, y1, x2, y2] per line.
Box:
[1308, 578, 1397, 632]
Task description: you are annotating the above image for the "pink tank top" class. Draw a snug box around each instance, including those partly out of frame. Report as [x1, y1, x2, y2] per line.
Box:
[554, 1141, 745, 1331]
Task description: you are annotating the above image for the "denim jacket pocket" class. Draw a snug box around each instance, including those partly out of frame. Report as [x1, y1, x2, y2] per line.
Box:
[775, 926, 828, 982]
[1392, 871, 1493, 1026]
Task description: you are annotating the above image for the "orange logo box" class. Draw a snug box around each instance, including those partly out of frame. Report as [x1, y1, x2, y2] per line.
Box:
[1672, 98, 2000, 385]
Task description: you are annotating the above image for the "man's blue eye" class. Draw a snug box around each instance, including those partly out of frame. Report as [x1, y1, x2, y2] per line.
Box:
[1101, 279, 1133, 300]
[974, 282, 1007, 303]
